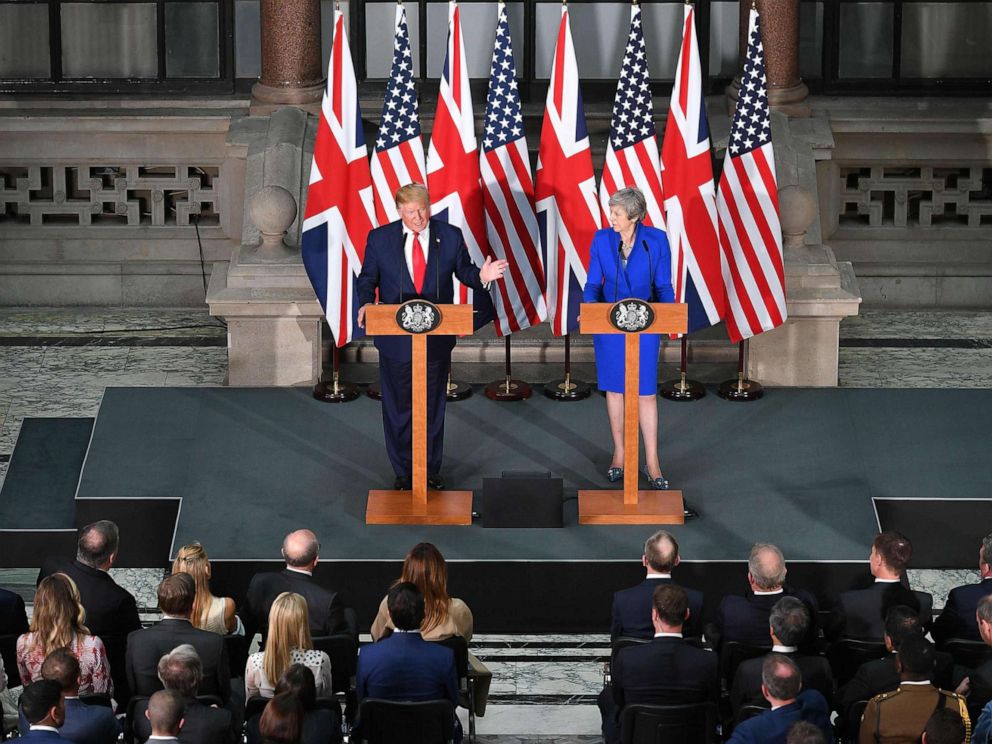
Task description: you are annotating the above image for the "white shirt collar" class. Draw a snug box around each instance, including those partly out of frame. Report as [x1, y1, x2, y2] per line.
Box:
[770, 702, 792, 711]
[772, 644, 797, 653]
[654, 632, 683, 638]
[754, 589, 784, 596]
[147, 737, 181, 741]
[161, 614, 190, 622]
[285, 567, 313, 576]
[901, 680, 932, 686]
[30, 726, 60, 733]
[874, 578, 900, 583]
[393, 628, 421, 634]
[646, 574, 672, 580]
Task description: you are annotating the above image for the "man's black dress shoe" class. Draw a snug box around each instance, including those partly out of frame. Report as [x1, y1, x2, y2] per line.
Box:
[427, 474, 445, 490]
[393, 475, 412, 490]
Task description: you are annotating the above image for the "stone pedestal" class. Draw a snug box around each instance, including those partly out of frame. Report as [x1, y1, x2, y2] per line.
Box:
[250, 0, 324, 115]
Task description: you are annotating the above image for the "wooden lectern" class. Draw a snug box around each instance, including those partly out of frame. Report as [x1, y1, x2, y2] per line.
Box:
[364, 301, 474, 525]
[578, 300, 689, 525]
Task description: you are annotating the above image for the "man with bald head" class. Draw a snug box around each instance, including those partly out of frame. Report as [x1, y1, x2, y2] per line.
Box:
[242, 529, 351, 643]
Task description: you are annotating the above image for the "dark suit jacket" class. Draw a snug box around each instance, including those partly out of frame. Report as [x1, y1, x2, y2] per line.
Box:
[836, 651, 955, 720]
[610, 578, 704, 640]
[0, 587, 29, 637]
[726, 690, 834, 744]
[730, 651, 835, 713]
[18, 699, 121, 744]
[242, 569, 348, 644]
[831, 582, 933, 642]
[356, 631, 458, 706]
[356, 219, 489, 362]
[967, 656, 992, 711]
[715, 586, 819, 649]
[932, 578, 992, 645]
[611, 636, 719, 711]
[133, 697, 233, 744]
[16, 729, 74, 744]
[125, 619, 231, 704]
[246, 708, 341, 744]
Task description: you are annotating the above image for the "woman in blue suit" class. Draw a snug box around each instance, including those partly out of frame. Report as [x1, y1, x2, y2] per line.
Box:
[583, 187, 675, 488]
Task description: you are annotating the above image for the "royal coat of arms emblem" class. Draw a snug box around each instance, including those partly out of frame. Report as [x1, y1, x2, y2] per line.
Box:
[397, 300, 441, 333]
[610, 299, 655, 333]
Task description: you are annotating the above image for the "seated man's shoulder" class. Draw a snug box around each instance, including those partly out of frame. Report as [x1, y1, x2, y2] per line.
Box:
[796, 688, 829, 711]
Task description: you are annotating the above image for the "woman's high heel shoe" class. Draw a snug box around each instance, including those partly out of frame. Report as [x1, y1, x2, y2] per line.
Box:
[606, 467, 624, 483]
[643, 469, 670, 490]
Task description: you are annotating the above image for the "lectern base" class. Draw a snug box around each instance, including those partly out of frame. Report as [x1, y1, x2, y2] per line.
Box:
[577, 490, 686, 525]
[366, 489, 473, 525]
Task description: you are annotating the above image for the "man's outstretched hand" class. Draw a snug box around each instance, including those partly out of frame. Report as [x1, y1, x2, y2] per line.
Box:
[480, 255, 510, 284]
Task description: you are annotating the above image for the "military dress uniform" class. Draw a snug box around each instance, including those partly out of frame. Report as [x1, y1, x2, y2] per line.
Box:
[858, 683, 970, 744]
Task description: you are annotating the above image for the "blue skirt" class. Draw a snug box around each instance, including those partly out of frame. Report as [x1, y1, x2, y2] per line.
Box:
[593, 333, 661, 395]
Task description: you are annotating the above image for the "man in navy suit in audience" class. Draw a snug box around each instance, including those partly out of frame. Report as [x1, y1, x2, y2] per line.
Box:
[726, 655, 833, 744]
[601, 585, 719, 744]
[829, 531, 933, 642]
[143, 690, 185, 744]
[949, 594, 992, 712]
[18, 679, 70, 744]
[18, 649, 120, 744]
[932, 532, 992, 646]
[713, 543, 819, 650]
[356, 582, 459, 739]
[611, 530, 704, 640]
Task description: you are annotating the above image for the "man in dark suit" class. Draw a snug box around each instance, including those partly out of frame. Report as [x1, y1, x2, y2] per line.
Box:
[0, 584, 28, 688]
[132, 644, 233, 744]
[726, 655, 833, 744]
[950, 594, 992, 714]
[356, 183, 507, 489]
[731, 597, 834, 716]
[143, 690, 185, 744]
[126, 573, 231, 705]
[610, 530, 704, 640]
[713, 543, 819, 650]
[933, 533, 992, 646]
[241, 529, 351, 644]
[601, 584, 719, 744]
[18, 679, 70, 744]
[830, 531, 933, 642]
[17, 649, 120, 744]
[37, 520, 141, 700]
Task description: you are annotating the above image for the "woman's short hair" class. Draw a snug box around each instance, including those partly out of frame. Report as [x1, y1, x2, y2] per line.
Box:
[275, 663, 317, 711]
[607, 187, 647, 223]
[394, 183, 429, 207]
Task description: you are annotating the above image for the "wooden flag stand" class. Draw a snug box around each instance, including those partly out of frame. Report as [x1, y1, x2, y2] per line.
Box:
[364, 301, 474, 525]
[578, 300, 689, 525]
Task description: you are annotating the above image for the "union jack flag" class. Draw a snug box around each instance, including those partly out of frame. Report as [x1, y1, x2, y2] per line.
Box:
[427, 1, 491, 309]
[716, 6, 786, 343]
[480, 2, 547, 336]
[536, 6, 603, 337]
[370, 4, 426, 224]
[301, 8, 376, 347]
[599, 4, 666, 231]
[661, 3, 725, 333]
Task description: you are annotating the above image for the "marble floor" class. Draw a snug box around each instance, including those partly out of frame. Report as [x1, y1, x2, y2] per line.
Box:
[1, 306, 991, 740]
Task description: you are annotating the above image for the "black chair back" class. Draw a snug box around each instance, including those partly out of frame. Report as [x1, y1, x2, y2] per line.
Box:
[0, 634, 21, 689]
[224, 633, 250, 678]
[733, 704, 768, 727]
[123, 695, 150, 744]
[312, 634, 358, 695]
[619, 702, 718, 744]
[434, 635, 469, 679]
[355, 698, 455, 744]
[847, 699, 870, 739]
[719, 641, 771, 683]
[944, 638, 992, 669]
[245, 696, 268, 722]
[826, 639, 888, 687]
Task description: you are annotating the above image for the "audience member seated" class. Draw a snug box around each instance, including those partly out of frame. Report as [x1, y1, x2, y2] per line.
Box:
[787, 721, 827, 744]
[132, 645, 233, 744]
[726, 655, 833, 744]
[972, 695, 992, 743]
[356, 583, 459, 740]
[370, 542, 491, 714]
[951, 594, 992, 712]
[713, 543, 818, 649]
[246, 664, 341, 744]
[858, 634, 968, 744]
[17, 574, 112, 696]
[0, 584, 29, 638]
[731, 597, 834, 715]
[172, 544, 237, 636]
[126, 573, 231, 705]
[599, 584, 718, 744]
[933, 533, 992, 647]
[923, 707, 967, 744]
[18, 679, 69, 744]
[609, 530, 704, 640]
[17, 649, 120, 744]
[245, 593, 331, 700]
[143, 690, 185, 744]
[830, 531, 933, 642]
[256, 693, 301, 744]
[241, 530, 350, 645]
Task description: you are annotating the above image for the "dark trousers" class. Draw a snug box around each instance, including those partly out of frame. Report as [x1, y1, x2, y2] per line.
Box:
[379, 354, 447, 477]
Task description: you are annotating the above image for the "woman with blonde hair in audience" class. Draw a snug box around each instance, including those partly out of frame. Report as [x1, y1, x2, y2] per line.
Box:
[245, 592, 331, 699]
[172, 542, 237, 634]
[16, 573, 112, 695]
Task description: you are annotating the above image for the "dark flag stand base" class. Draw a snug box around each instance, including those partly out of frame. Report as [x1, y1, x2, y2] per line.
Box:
[660, 337, 706, 401]
[486, 337, 531, 401]
[718, 341, 764, 401]
[446, 363, 473, 401]
[544, 334, 591, 401]
[313, 345, 360, 403]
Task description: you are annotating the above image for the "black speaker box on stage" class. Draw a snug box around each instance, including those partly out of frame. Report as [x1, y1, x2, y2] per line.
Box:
[482, 471, 563, 528]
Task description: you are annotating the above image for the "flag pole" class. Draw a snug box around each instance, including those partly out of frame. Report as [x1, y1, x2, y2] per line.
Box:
[486, 336, 531, 401]
[446, 361, 472, 401]
[314, 341, 360, 403]
[544, 334, 591, 401]
[717, 339, 763, 401]
[660, 335, 706, 400]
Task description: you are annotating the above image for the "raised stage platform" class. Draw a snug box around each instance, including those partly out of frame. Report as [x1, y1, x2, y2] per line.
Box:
[2, 386, 991, 631]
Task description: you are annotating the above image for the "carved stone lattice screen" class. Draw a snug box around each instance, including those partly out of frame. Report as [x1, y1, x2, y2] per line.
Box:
[0, 165, 221, 226]
[838, 165, 992, 228]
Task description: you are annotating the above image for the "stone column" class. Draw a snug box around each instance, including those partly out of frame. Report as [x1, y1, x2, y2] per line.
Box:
[251, 0, 324, 114]
[727, 0, 809, 114]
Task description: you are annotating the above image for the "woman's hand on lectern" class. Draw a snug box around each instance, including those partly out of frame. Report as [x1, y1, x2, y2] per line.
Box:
[357, 303, 372, 328]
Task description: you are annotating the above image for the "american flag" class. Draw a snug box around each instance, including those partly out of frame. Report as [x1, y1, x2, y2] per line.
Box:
[661, 3, 725, 333]
[427, 1, 490, 308]
[536, 6, 603, 336]
[716, 7, 785, 343]
[370, 4, 426, 224]
[480, 2, 547, 336]
[301, 8, 376, 347]
[599, 4, 666, 231]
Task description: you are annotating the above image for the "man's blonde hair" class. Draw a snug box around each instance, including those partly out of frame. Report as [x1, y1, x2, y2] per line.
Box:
[395, 183, 430, 207]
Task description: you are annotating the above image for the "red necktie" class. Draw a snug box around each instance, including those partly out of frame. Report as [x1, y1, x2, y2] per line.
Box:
[411, 231, 426, 293]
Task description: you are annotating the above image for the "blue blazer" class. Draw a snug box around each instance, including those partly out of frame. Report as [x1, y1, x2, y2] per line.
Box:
[932, 577, 992, 645]
[19, 700, 121, 744]
[356, 631, 459, 706]
[582, 225, 674, 305]
[611, 579, 704, 640]
[17, 729, 74, 744]
[726, 690, 834, 744]
[357, 219, 489, 362]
